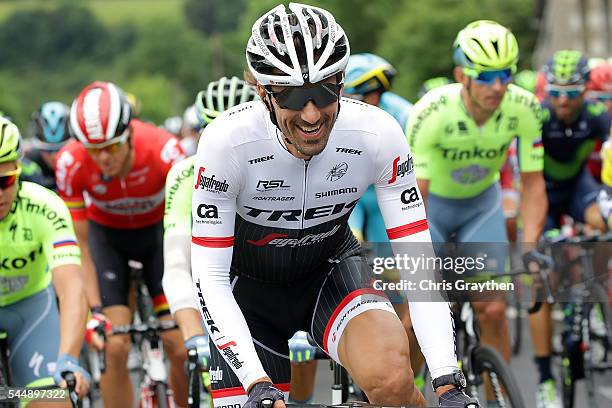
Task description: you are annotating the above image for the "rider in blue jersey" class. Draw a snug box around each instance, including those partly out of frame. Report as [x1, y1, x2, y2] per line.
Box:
[344, 53, 413, 244]
[343, 52, 426, 388]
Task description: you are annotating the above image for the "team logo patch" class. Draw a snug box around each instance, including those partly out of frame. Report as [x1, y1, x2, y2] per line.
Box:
[326, 162, 348, 182]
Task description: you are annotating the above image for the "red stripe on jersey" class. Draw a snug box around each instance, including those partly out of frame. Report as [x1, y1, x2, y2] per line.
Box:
[191, 236, 234, 248]
[386, 219, 428, 240]
[211, 383, 290, 399]
[211, 386, 245, 399]
[323, 288, 386, 352]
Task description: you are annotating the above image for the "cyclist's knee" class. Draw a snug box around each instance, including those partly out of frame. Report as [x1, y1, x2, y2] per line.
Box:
[356, 340, 414, 403]
[105, 335, 131, 364]
[474, 301, 506, 325]
[161, 331, 187, 362]
[361, 361, 415, 404]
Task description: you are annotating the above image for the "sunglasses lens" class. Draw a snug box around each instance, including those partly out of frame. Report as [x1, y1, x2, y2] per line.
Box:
[0, 174, 17, 189]
[273, 84, 341, 110]
[87, 141, 123, 155]
[548, 88, 582, 99]
[475, 69, 512, 85]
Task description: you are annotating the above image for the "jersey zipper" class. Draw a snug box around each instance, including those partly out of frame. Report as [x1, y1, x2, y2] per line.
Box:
[300, 159, 309, 230]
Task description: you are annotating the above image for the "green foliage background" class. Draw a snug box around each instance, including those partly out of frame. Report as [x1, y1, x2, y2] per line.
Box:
[0, 0, 538, 132]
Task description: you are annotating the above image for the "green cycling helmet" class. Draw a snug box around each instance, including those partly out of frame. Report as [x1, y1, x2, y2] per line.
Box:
[195, 76, 258, 125]
[0, 116, 22, 163]
[513, 69, 537, 92]
[453, 20, 519, 72]
[543, 50, 590, 85]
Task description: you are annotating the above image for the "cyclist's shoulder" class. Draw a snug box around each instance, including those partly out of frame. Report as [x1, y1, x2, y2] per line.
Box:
[167, 156, 195, 186]
[20, 156, 43, 177]
[13, 182, 70, 227]
[501, 85, 542, 117]
[380, 92, 413, 111]
[56, 139, 87, 164]
[200, 101, 269, 149]
[169, 155, 195, 174]
[379, 92, 413, 128]
[410, 83, 461, 117]
[337, 97, 402, 135]
[132, 119, 177, 147]
[584, 100, 610, 121]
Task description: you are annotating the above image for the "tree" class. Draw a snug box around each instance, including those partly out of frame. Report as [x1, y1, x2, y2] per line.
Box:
[0, 4, 109, 69]
[123, 74, 182, 123]
[184, 0, 246, 36]
[376, 0, 537, 100]
[119, 19, 213, 94]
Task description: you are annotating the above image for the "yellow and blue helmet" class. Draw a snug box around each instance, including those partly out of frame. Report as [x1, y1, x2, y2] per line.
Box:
[344, 53, 397, 95]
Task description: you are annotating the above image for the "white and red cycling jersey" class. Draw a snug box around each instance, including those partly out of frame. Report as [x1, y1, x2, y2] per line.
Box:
[191, 99, 457, 389]
[56, 119, 185, 229]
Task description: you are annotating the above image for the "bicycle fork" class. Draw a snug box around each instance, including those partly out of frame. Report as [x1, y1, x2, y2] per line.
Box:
[140, 337, 176, 408]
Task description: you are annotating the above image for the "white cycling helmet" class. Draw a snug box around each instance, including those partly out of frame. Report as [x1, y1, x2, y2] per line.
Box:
[246, 2, 350, 86]
[70, 81, 132, 148]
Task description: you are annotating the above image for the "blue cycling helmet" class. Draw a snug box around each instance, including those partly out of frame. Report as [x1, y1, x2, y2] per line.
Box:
[31, 101, 71, 151]
[543, 50, 590, 85]
[344, 53, 397, 95]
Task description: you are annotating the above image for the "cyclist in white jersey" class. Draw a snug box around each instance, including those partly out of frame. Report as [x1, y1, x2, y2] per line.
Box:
[191, 3, 478, 408]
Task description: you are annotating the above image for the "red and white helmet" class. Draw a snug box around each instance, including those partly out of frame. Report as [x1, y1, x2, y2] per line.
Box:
[70, 81, 132, 147]
[587, 62, 612, 93]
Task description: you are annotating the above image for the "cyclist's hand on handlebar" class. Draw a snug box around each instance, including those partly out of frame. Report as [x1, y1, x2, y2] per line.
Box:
[184, 334, 211, 368]
[85, 312, 111, 350]
[522, 250, 553, 274]
[288, 331, 317, 364]
[244, 380, 285, 408]
[54, 354, 91, 398]
[438, 387, 480, 407]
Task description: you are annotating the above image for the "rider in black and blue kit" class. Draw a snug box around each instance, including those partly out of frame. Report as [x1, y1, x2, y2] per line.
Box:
[21, 102, 71, 191]
[540, 50, 611, 231]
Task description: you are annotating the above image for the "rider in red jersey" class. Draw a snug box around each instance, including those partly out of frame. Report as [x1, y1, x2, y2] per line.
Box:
[56, 81, 188, 408]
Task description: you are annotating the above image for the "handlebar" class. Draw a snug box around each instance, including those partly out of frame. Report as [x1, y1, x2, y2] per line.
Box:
[61, 371, 79, 408]
[522, 251, 555, 314]
[96, 319, 179, 373]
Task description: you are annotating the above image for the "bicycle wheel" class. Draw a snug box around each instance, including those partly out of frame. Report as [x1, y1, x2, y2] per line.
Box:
[471, 346, 526, 408]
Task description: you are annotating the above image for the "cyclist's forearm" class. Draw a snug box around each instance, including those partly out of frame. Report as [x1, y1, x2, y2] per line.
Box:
[520, 172, 547, 242]
[163, 233, 199, 314]
[80, 244, 103, 307]
[53, 264, 89, 357]
[192, 243, 267, 390]
[416, 178, 430, 205]
[175, 308, 206, 341]
[74, 221, 102, 307]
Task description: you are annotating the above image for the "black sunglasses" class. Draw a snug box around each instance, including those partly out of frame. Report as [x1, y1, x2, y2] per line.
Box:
[265, 83, 341, 110]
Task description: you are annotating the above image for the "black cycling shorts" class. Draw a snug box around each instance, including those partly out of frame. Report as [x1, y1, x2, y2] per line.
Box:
[208, 255, 394, 406]
[88, 220, 169, 316]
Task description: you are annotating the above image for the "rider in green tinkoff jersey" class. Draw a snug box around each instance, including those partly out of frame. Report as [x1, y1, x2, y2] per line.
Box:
[162, 76, 258, 376]
[0, 117, 90, 406]
[407, 20, 548, 407]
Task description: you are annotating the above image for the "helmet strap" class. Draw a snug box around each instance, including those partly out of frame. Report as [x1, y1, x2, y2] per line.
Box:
[264, 94, 280, 128]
